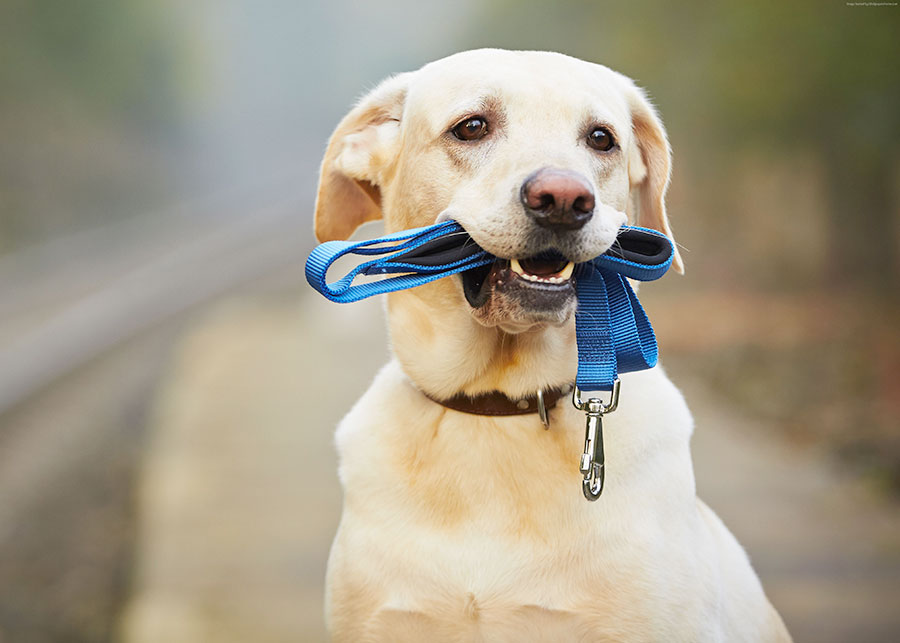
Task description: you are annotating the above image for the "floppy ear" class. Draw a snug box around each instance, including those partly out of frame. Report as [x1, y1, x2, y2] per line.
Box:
[624, 83, 685, 274]
[314, 73, 410, 242]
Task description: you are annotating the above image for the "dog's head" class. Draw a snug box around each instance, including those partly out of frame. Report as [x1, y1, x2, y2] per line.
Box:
[315, 49, 682, 336]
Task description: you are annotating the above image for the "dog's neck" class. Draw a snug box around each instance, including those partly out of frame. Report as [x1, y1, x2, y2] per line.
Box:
[386, 284, 578, 400]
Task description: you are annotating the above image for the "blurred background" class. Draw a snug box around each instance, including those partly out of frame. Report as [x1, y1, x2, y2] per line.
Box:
[0, 0, 897, 641]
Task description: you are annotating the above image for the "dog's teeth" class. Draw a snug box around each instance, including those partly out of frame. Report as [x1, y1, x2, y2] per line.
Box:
[511, 259, 574, 283]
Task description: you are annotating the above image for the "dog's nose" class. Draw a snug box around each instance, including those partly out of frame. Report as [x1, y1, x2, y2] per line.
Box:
[520, 168, 595, 230]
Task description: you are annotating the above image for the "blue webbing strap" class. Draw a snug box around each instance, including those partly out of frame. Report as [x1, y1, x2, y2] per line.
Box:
[305, 221, 673, 392]
[305, 221, 493, 303]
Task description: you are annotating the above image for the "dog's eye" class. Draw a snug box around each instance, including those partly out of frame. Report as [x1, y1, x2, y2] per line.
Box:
[452, 117, 488, 141]
[587, 127, 616, 152]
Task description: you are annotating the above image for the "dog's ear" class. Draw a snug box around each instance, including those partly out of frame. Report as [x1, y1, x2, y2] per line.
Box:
[314, 73, 410, 242]
[623, 82, 684, 274]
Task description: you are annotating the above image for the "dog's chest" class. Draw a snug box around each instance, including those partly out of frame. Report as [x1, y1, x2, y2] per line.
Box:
[331, 499, 694, 643]
[356, 538, 680, 643]
[328, 366, 703, 640]
[366, 601, 615, 642]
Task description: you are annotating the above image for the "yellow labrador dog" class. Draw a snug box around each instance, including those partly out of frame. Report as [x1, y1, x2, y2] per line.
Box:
[315, 49, 791, 642]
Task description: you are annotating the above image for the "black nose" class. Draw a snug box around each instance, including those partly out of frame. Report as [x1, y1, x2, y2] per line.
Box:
[520, 168, 595, 231]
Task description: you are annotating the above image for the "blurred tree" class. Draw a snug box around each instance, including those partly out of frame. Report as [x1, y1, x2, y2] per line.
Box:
[706, 1, 899, 289]
[464, 0, 899, 289]
[0, 0, 191, 250]
[0, 0, 183, 127]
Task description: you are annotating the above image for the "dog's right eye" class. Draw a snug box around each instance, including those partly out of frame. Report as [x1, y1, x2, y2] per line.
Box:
[451, 117, 488, 141]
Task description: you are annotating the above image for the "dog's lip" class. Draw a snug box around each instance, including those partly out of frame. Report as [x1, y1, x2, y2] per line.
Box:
[461, 251, 577, 308]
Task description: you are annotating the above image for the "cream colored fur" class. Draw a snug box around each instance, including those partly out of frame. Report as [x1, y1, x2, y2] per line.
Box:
[315, 49, 791, 642]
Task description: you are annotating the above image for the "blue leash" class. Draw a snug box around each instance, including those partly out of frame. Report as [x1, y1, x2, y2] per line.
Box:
[306, 221, 673, 392]
[305, 221, 492, 303]
[305, 221, 674, 500]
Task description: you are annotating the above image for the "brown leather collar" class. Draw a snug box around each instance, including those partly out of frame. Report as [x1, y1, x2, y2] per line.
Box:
[424, 385, 572, 420]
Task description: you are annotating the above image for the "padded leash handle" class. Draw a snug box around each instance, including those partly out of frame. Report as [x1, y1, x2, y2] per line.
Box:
[305, 221, 493, 303]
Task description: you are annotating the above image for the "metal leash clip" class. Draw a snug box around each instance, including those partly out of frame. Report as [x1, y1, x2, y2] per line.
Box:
[572, 379, 620, 501]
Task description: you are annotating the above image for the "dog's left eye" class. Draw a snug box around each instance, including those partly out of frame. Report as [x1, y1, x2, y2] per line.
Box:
[587, 127, 616, 152]
[452, 117, 488, 141]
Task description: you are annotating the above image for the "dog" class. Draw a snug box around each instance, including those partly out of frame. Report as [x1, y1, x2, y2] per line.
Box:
[313, 49, 791, 642]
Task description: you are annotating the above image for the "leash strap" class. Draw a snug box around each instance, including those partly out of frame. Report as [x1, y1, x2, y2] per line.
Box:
[574, 232, 672, 391]
[305, 221, 493, 303]
[305, 222, 673, 391]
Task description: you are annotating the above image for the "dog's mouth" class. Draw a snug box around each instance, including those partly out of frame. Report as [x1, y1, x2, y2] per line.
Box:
[510, 255, 576, 284]
[461, 250, 577, 316]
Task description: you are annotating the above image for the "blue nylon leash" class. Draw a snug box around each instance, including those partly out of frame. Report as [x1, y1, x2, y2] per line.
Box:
[305, 221, 494, 303]
[305, 221, 673, 501]
[305, 221, 672, 392]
